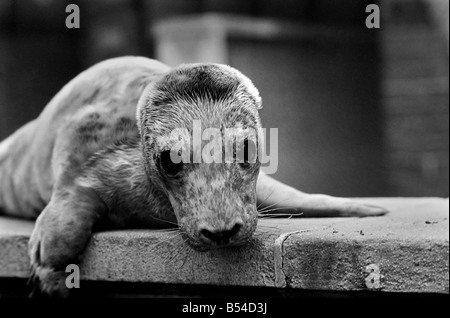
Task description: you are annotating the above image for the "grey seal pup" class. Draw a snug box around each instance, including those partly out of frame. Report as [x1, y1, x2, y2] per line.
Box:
[0, 56, 387, 296]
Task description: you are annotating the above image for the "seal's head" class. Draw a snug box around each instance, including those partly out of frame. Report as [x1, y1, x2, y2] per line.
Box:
[137, 63, 263, 250]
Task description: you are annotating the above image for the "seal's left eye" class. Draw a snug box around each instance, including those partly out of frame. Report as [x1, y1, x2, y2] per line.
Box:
[160, 150, 183, 177]
[238, 139, 257, 169]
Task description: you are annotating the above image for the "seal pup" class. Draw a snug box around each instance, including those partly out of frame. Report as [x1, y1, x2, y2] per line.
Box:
[0, 56, 387, 296]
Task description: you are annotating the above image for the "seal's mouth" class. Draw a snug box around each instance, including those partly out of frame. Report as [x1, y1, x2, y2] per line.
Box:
[180, 230, 250, 252]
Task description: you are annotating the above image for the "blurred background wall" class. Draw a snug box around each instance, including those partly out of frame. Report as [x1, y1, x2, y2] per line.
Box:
[0, 0, 448, 197]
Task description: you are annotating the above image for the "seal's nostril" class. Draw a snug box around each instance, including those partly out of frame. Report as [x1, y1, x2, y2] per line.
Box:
[200, 229, 218, 242]
[229, 223, 241, 236]
[200, 223, 242, 245]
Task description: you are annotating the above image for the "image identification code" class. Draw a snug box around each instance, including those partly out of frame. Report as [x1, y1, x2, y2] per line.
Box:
[182, 302, 267, 315]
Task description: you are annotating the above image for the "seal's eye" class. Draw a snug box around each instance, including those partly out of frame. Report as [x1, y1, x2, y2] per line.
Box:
[160, 150, 183, 177]
[238, 139, 257, 169]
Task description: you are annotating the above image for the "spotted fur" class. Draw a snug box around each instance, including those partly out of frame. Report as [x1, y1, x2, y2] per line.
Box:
[0, 56, 387, 297]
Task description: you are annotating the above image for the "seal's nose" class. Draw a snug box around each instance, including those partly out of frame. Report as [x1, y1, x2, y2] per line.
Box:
[199, 222, 242, 246]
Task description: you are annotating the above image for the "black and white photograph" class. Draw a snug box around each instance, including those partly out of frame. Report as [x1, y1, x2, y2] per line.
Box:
[0, 0, 448, 306]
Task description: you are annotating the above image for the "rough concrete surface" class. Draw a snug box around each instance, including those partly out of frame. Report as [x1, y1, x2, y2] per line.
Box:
[0, 198, 448, 293]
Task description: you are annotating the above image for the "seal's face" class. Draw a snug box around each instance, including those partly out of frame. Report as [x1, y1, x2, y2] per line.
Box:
[137, 63, 263, 250]
[158, 152, 260, 250]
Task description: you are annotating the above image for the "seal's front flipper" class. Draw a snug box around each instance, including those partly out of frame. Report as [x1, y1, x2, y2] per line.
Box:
[28, 186, 107, 297]
[256, 172, 388, 218]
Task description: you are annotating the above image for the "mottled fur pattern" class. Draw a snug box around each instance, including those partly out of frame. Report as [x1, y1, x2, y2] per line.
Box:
[0, 56, 387, 297]
[136, 63, 264, 248]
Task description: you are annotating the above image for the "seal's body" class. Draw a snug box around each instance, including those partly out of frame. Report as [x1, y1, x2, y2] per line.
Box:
[0, 57, 386, 296]
[0, 57, 170, 222]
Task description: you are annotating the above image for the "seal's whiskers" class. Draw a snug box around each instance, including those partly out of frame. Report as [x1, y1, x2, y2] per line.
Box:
[150, 231, 182, 251]
[152, 228, 180, 233]
[258, 207, 300, 214]
[257, 197, 293, 213]
[150, 215, 179, 227]
[257, 189, 275, 209]
[258, 213, 295, 219]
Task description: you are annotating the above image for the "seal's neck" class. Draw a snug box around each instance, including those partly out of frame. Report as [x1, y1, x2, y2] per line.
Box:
[83, 138, 174, 228]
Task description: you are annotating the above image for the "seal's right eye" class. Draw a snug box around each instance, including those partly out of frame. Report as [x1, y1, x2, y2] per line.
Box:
[160, 150, 183, 177]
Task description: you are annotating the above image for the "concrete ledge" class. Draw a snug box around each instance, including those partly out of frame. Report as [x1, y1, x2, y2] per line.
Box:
[0, 198, 448, 294]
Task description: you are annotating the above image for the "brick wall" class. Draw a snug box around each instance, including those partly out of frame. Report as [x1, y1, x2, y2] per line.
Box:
[0, 0, 83, 140]
[381, 0, 449, 196]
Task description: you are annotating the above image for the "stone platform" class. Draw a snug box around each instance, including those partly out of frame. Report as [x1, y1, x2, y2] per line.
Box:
[0, 198, 448, 295]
